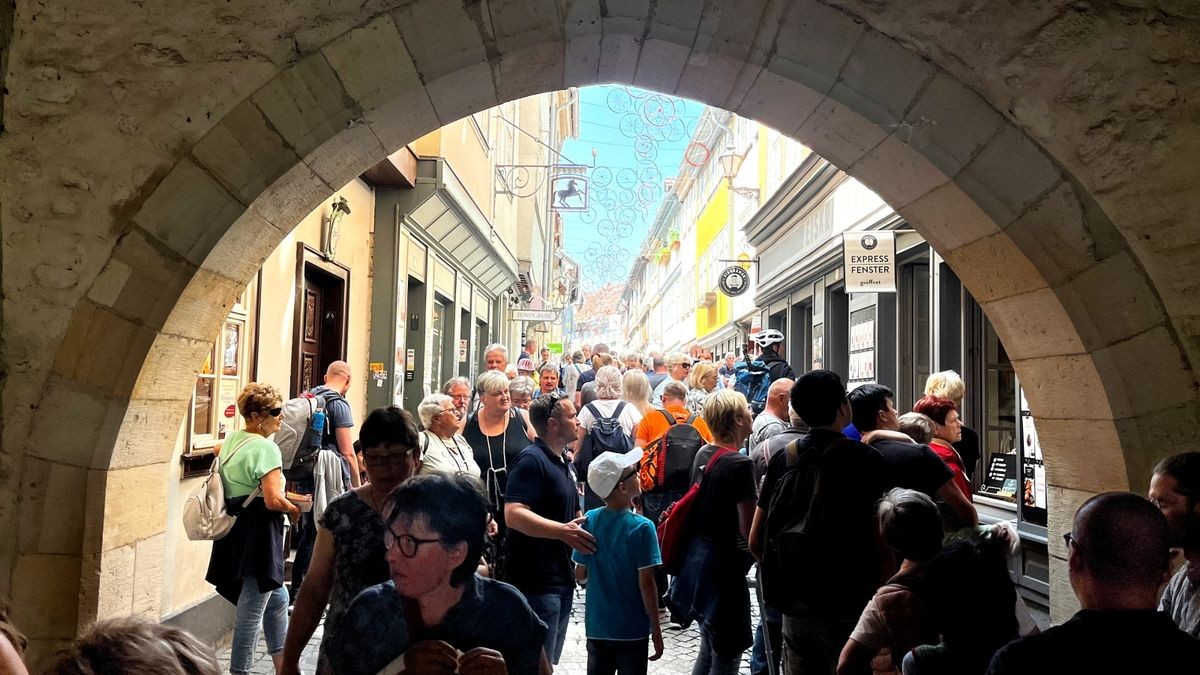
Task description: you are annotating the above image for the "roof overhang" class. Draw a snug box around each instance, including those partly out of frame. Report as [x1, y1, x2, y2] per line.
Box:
[392, 158, 518, 297]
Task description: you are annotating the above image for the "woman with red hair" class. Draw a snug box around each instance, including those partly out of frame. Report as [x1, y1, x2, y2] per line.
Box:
[913, 396, 971, 500]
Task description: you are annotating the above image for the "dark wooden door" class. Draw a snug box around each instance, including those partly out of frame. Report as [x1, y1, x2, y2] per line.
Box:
[293, 254, 347, 396]
[298, 280, 324, 394]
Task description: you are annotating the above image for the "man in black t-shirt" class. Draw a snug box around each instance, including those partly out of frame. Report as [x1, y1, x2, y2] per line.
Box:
[987, 492, 1200, 674]
[504, 393, 596, 666]
[748, 370, 894, 675]
[849, 383, 978, 529]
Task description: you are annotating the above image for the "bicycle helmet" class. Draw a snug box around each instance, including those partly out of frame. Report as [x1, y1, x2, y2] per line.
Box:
[750, 329, 785, 347]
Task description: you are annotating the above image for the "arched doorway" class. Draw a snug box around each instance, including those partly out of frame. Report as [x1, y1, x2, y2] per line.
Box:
[2, 0, 1196, 655]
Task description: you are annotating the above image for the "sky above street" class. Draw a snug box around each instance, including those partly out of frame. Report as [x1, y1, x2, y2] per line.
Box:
[558, 85, 705, 292]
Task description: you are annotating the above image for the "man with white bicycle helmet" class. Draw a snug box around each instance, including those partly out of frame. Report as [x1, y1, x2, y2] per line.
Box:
[738, 329, 797, 415]
[750, 330, 795, 377]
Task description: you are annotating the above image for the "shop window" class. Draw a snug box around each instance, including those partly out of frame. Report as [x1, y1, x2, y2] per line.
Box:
[431, 299, 447, 386]
[899, 261, 931, 411]
[977, 322, 1019, 505]
[848, 305, 877, 389]
[183, 290, 252, 476]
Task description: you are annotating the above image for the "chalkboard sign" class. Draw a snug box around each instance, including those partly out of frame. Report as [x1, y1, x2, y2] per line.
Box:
[980, 453, 1017, 499]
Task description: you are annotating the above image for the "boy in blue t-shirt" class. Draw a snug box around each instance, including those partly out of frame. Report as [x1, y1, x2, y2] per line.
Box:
[573, 448, 664, 674]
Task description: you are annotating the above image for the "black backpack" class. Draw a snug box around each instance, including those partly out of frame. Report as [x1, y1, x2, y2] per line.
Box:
[573, 402, 634, 510]
[639, 410, 705, 494]
[760, 434, 882, 616]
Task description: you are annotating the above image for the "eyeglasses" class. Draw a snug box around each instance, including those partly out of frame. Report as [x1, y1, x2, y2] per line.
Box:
[437, 408, 463, 419]
[1062, 532, 1081, 550]
[365, 447, 420, 464]
[384, 528, 445, 558]
[680, 363, 692, 369]
[258, 407, 283, 417]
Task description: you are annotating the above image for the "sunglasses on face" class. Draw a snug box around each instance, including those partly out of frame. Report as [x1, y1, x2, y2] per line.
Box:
[618, 463, 641, 484]
[256, 407, 283, 417]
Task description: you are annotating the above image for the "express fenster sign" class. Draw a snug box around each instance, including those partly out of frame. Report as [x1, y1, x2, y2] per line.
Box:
[842, 231, 896, 292]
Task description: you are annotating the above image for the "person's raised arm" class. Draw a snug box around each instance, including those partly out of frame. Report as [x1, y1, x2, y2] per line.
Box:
[280, 527, 337, 674]
[504, 503, 596, 554]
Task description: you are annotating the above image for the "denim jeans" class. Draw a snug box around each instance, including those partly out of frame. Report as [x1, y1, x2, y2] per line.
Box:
[230, 577, 289, 674]
[587, 638, 648, 675]
[750, 604, 783, 675]
[526, 587, 574, 664]
[781, 615, 854, 675]
[692, 623, 743, 675]
[289, 476, 316, 596]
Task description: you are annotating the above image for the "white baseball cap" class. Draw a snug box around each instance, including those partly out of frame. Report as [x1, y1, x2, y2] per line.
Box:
[587, 448, 644, 499]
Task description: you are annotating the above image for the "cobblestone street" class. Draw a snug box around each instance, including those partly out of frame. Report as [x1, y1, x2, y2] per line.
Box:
[217, 584, 762, 674]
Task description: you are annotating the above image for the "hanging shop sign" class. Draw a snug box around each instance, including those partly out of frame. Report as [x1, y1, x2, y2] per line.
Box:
[511, 309, 558, 322]
[718, 266, 750, 297]
[842, 231, 897, 292]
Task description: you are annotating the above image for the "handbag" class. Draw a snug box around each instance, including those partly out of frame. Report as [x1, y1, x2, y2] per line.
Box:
[182, 436, 261, 541]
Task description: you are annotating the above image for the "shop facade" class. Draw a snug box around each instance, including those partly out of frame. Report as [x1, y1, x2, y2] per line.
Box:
[748, 157, 1050, 609]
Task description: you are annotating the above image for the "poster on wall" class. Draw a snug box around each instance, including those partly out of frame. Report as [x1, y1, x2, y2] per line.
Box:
[848, 306, 877, 388]
[842, 232, 897, 292]
[811, 323, 824, 370]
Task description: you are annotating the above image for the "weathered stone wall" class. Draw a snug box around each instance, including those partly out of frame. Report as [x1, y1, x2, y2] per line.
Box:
[1, 0, 1197, 655]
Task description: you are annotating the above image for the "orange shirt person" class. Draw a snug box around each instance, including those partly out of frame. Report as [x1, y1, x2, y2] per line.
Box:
[635, 381, 714, 449]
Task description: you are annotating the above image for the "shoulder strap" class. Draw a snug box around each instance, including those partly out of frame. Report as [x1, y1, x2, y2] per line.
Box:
[659, 409, 675, 426]
[701, 447, 736, 477]
[585, 402, 602, 419]
[609, 401, 626, 420]
[422, 432, 430, 453]
[222, 434, 257, 464]
[685, 414, 697, 425]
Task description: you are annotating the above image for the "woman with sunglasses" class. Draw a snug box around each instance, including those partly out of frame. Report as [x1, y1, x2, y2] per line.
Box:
[281, 406, 423, 675]
[206, 383, 300, 675]
[417, 393, 481, 478]
[329, 474, 551, 675]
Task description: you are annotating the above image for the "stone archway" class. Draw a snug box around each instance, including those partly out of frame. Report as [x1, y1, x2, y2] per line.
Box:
[2, 0, 1197, 655]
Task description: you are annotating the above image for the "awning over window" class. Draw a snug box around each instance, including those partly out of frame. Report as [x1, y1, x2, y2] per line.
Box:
[393, 158, 518, 297]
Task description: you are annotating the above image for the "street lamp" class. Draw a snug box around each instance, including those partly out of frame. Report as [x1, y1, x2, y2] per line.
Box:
[718, 143, 760, 201]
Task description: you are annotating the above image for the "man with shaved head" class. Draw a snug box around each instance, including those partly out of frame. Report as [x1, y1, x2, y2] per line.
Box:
[986, 492, 1200, 673]
[748, 378, 793, 453]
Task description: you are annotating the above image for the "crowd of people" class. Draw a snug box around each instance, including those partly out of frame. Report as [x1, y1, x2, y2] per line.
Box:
[4, 336, 1200, 675]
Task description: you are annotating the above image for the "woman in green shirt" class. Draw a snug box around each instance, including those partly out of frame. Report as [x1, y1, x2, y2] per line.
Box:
[205, 383, 301, 675]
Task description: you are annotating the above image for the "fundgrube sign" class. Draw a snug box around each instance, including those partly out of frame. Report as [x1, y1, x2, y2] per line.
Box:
[842, 231, 897, 293]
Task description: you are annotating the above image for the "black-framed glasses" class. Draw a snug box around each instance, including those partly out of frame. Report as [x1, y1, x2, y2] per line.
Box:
[437, 407, 463, 419]
[259, 407, 283, 417]
[384, 528, 445, 557]
[1062, 532, 1081, 550]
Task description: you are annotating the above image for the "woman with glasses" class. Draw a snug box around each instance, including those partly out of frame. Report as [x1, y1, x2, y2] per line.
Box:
[280, 407, 423, 675]
[206, 383, 300, 675]
[329, 474, 551, 675]
[417, 393, 480, 478]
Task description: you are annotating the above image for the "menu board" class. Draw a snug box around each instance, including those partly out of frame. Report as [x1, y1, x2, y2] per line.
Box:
[848, 306, 876, 387]
[980, 453, 1018, 498]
